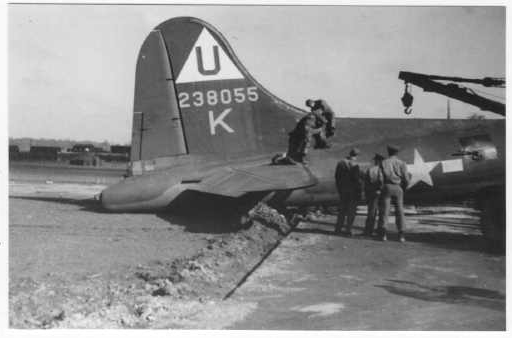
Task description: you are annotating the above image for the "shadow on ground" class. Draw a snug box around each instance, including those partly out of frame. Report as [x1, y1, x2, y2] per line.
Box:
[155, 212, 244, 234]
[295, 217, 489, 253]
[154, 190, 265, 234]
[375, 279, 505, 312]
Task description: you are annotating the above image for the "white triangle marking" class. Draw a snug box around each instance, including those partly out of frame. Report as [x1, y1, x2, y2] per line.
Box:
[176, 28, 245, 84]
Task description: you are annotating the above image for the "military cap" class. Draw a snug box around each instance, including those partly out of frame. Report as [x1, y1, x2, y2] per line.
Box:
[373, 153, 384, 161]
[387, 145, 400, 155]
[312, 99, 325, 111]
[349, 148, 360, 157]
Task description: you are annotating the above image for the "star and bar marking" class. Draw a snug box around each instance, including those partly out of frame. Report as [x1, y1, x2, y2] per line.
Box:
[406, 149, 464, 188]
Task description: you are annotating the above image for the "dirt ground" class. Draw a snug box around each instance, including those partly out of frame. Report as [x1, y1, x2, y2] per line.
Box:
[8, 182, 506, 330]
[9, 182, 289, 328]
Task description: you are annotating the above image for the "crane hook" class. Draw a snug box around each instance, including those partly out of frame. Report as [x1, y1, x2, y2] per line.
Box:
[401, 83, 414, 115]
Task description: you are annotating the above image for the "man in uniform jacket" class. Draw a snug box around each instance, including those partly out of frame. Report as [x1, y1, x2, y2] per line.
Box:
[363, 153, 384, 236]
[305, 99, 336, 148]
[335, 148, 362, 236]
[286, 113, 322, 163]
[376, 145, 411, 242]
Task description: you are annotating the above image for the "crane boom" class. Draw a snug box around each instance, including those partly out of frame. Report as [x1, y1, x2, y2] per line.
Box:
[399, 71, 505, 116]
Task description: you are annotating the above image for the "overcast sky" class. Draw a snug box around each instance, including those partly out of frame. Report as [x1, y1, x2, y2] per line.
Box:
[8, 5, 505, 144]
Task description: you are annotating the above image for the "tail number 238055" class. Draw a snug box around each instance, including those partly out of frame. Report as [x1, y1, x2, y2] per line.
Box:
[179, 87, 259, 108]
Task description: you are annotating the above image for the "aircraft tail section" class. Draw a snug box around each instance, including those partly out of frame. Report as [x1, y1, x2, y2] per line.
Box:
[131, 29, 187, 163]
[131, 17, 303, 173]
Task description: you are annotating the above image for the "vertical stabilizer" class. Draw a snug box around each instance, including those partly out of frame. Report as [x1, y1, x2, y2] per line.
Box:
[130, 17, 305, 172]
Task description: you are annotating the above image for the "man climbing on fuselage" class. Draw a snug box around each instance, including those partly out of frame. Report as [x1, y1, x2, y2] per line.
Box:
[272, 98, 335, 165]
[305, 99, 336, 148]
[286, 113, 322, 164]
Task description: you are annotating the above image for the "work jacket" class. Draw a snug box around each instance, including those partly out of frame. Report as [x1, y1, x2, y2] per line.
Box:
[335, 157, 361, 194]
[365, 165, 384, 196]
[381, 155, 410, 188]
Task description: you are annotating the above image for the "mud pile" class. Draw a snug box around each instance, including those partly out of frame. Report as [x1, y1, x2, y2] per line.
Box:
[9, 203, 292, 329]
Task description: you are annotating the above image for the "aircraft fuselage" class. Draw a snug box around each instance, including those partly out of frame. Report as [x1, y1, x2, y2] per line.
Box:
[101, 116, 504, 211]
[282, 117, 505, 207]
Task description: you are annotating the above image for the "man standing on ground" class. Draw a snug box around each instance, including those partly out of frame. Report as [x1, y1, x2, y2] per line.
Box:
[334, 148, 362, 236]
[376, 145, 410, 242]
[363, 153, 384, 237]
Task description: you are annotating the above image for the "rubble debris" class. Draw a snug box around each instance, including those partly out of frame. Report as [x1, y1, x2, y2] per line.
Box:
[10, 202, 294, 329]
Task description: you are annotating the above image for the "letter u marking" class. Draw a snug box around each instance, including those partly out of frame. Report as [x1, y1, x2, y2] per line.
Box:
[195, 46, 220, 75]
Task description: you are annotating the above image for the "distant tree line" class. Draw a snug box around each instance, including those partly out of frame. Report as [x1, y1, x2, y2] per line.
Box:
[9, 137, 129, 152]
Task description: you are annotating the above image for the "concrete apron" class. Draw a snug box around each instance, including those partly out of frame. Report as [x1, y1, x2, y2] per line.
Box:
[228, 213, 505, 330]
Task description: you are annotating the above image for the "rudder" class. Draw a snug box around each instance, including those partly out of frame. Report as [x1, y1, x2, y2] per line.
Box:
[131, 29, 187, 163]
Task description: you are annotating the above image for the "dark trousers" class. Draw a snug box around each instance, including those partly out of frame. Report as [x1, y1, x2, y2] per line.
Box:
[364, 191, 381, 234]
[313, 131, 328, 148]
[377, 184, 406, 234]
[287, 132, 310, 163]
[336, 190, 358, 232]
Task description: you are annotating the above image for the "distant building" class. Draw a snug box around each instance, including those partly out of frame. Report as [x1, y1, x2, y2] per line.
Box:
[110, 145, 131, 155]
[70, 144, 96, 153]
[69, 153, 101, 166]
[69, 143, 107, 153]
[29, 146, 61, 161]
[9, 145, 20, 160]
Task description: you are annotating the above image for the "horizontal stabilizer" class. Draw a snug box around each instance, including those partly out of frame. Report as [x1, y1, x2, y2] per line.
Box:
[189, 164, 318, 197]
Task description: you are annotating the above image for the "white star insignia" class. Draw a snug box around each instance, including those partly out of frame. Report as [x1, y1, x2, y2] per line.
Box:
[407, 149, 439, 188]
